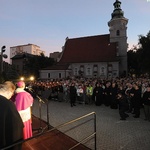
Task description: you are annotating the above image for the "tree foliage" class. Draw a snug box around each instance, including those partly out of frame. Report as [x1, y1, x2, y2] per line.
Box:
[128, 30, 150, 76]
[24, 54, 55, 78]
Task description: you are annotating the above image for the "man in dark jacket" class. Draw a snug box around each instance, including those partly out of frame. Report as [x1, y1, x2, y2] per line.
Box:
[69, 83, 77, 107]
[131, 84, 141, 118]
[93, 83, 103, 106]
[143, 85, 150, 121]
[117, 92, 129, 120]
[0, 81, 24, 150]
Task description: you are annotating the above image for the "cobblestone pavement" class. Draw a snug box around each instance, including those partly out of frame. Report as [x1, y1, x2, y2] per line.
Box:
[32, 99, 150, 150]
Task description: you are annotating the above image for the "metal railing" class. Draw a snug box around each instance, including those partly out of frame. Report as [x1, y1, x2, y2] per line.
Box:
[2, 112, 97, 150]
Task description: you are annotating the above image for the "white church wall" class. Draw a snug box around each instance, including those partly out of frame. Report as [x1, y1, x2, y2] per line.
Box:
[70, 62, 119, 78]
[39, 70, 68, 79]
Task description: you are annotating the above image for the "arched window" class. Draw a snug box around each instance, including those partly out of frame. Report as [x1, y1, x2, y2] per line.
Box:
[87, 67, 91, 75]
[74, 68, 78, 76]
[116, 30, 120, 36]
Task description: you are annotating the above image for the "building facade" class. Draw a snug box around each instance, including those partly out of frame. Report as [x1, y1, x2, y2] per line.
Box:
[11, 53, 34, 77]
[10, 43, 45, 63]
[49, 51, 61, 61]
[39, 0, 128, 80]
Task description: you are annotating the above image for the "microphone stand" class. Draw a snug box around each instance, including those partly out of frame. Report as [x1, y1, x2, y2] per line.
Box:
[44, 98, 51, 130]
[36, 94, 45, 132]
[27, 88, 51, 132]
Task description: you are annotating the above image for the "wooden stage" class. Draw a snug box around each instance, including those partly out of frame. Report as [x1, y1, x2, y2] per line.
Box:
[22, 115, 91, 150]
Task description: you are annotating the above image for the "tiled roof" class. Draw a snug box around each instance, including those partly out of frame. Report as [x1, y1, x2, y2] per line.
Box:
[59, 34, 118, 63]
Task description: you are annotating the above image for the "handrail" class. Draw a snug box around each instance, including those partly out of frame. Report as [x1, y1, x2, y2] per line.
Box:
[2, 112, 97, 150]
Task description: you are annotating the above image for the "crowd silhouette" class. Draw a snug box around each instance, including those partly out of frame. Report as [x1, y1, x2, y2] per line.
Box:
[27, 76, 150, 121]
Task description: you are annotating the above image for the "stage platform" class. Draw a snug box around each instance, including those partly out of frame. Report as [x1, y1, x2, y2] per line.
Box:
[22, 115, 91, 150]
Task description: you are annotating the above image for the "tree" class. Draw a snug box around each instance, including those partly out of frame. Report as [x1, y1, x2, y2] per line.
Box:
[24, 54, 55, 78]
[127, 30, 150, 76]
[127, 50, 138, 75]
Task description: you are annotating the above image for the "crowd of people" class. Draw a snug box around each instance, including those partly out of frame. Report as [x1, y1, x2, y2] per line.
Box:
[0, 76, 150, 149]
[28, 77, 150, 121]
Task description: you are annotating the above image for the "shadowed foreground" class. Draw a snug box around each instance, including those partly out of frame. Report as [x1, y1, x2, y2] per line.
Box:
[22, 115, 91, 150]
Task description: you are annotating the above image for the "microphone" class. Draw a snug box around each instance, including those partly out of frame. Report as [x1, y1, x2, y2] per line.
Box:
[25, 86, 33, 92]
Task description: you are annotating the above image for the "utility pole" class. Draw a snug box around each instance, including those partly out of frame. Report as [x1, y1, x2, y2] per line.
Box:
[0, 46, 7, 74]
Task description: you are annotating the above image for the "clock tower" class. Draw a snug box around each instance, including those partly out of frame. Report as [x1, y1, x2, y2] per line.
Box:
[108, 0, 128, 76]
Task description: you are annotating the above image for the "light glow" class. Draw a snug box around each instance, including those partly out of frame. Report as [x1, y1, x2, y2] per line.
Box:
[20, 77, 24, 81]
[30, 76, 34, 81]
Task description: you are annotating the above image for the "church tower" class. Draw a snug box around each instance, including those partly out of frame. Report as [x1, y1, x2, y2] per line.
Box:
[108, 0, 128, 76]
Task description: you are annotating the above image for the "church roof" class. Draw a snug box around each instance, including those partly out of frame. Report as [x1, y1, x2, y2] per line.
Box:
[59, 34, 119, 63]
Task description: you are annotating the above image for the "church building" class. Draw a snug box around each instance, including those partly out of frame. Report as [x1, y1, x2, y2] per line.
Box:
[39, 0, 128, 79]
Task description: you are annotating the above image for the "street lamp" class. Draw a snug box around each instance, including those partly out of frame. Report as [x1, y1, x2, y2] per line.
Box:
[29, 76, 34, 81]
[20, 77, 25, 81]
[0, 46, 8, 74]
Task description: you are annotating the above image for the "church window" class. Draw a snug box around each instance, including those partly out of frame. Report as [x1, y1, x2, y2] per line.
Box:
[74, 68, 78, 76]
[108, 64, 113, 72]
[59, 73, 61, 78]
[80, 65, 84, 72]
[93, 65, 98, 72]
[100, 66, 105, 76]
[101, 67, 104, 73]
[116, 30, 120, 36]
[48, 73, 50, 78]
[87, 67, 91, 75]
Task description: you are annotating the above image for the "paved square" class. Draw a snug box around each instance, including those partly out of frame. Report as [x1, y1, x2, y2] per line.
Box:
[32, 100, 150, 150]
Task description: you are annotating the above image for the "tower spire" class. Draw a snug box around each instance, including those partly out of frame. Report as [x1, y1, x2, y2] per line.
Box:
[111, 0, 124, 19]
[108, 0, 128, 77]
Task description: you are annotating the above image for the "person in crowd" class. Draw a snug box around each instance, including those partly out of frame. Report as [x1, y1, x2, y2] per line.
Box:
[69, 83, 77, 107]
[0, 81, 24, 150]
[103, 81, 111, 106]
[76, 84, 84, 104]
[129, 83, 136, 114]
[41, 86, 51, 101]
[63, 83, 70, 102]
[141, 83, 147, 98]
[125, 82, 133, 113]
[142, 85, 150, 121]
[57, 82, 64, 102]
[131, 83, 142, 118]
[51, 84, 58, 101]
[117, 91, 129, 120]
[86, 83, 93, 104]
[110, 82, 118, 109]
[93, 82, 103, 106]
[11, 81, 34, 139]
[82, 82, 87, 104]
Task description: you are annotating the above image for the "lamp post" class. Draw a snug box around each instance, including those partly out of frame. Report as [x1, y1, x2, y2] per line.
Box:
[0, 46, 7, 74]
